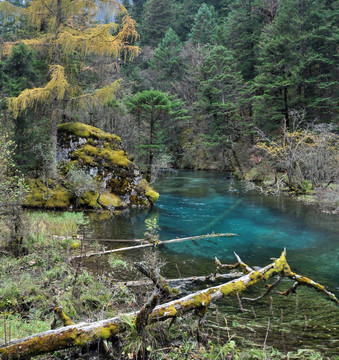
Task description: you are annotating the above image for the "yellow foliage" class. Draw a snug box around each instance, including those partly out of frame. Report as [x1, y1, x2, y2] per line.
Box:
[75, 80, 122, 108]
[8, 65, 70, 118]
[0, 1, 24, 24]
[26, 0, 124, 33]
[257, 129, 339, 161]
[57, 15, 139, 60]
[4, 0, 139, 118]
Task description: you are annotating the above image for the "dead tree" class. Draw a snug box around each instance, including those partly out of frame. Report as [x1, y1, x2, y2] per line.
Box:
[0, 250, 338, 360]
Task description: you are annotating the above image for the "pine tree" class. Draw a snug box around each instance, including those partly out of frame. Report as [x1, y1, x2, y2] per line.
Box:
[125, 90, 187, 182]
[149, 28, 182, 79]
[253, 0, 338, 130]
[171, 0, 204, 41]
[140, 0, 174, 47]
[224, 0, 266, 81]
[130, 0, 147, 23]
[189, 3, 217, 45]
[198, 45, 247, 165]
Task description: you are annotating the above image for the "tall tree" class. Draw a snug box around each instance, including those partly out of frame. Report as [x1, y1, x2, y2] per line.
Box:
[0, 43, 50, 174]
[189, 3, 217, 45]
[140, 0, 174, 47]
[125, 90, 187, 182]
[198, 45, 247, 167]
[171, 0, 204, 41]
[253, 0, 338, 130]
[149, 28, 183, 79]
[1, 0, 139, 176]
[223, 0, 266, 81]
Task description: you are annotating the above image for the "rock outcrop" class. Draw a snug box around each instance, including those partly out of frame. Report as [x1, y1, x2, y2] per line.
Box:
[24, 122, 159, 210]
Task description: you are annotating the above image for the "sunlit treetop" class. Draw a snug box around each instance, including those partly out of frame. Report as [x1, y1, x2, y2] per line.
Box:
[0, 0, 140, 61]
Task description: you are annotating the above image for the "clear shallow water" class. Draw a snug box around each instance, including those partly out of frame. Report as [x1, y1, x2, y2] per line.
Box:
[85, 170, 339, 355]
[87, 170, 339, 295]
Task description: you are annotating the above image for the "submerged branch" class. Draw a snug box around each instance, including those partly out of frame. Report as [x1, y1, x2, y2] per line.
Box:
[70, 232, 239, 260]
[117, 271, 243, 287]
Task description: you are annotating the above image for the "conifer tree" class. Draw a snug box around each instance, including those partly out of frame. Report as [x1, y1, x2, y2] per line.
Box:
[198, 45, 246, 163]
[125, 90, 187, 182]
[224, 0, 266, 81]
[140, 0, 174, 47]
[149, 28, 182, 79]
[253, 0, 337, 129]
[189, 3, 217, 45]
[171, 0, 203, 41]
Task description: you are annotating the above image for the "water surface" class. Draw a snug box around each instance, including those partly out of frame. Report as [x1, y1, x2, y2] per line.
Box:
[88, 170, 339, 293]
[85, 170, 339, 355]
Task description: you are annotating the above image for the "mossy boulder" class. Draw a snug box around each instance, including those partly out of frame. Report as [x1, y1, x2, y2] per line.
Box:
[24, 122, 159, 210]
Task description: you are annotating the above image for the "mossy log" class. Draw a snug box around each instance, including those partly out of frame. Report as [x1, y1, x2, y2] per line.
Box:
[1, 250, 338, 360]
[71, 232, 238, 260]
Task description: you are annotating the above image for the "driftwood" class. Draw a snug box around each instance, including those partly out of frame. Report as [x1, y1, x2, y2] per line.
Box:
[1, 250, 338, 360]
[117, 271, 243, 287]
[71, 232, 238, 260]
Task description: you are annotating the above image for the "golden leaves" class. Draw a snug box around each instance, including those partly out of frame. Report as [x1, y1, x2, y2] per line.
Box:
[74, 80, 122, 108]
[8, 65, 70, 118]
[0, 1, 24, 25]
[57, 15, 139, 60]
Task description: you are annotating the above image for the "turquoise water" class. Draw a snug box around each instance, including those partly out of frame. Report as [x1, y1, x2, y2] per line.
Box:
[85, 170, 339, 355]
[154, 171, 339, 294]
[87, 170, 339, 295]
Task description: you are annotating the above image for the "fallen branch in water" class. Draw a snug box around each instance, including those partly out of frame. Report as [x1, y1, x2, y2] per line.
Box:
[1, 250, 337, 359]
[70, 232, 238, 260]
[116, 271, 243, 287]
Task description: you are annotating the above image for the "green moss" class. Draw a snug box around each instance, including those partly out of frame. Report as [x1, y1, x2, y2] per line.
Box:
[220, 281, 247, 296]
[98, 193, 126, 209]
[70, 241, 80, 249]
[95, 326, 112, 340]
[24, 179, 70, 209]
[45, 188, 70, 208]
[139, 179, 159, 204]
[145, 189, 159, 203]
[58, 122, 121, 143]
[79, 191, 101, 209]
[72, 148, 94, 165]
[82, 144, 99, 156]
[99, 149, 130, 168]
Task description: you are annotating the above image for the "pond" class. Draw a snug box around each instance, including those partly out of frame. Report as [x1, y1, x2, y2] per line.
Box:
[85, 170, 339, 355]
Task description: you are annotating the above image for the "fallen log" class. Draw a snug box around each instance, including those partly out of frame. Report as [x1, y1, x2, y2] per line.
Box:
[1, 250, 338, 359]
[70, 232, 238, 260]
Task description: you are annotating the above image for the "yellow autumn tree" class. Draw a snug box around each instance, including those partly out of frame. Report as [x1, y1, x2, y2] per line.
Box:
[0, 0, 139, 176]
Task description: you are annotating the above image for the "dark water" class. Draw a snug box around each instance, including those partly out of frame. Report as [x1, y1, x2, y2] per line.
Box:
[85, 170, 339, 356]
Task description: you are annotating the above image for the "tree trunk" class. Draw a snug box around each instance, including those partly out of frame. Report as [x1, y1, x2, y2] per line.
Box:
[284, 87, 289, 129]
[146, 117, 154, 183]
[1, 250, 337, 359]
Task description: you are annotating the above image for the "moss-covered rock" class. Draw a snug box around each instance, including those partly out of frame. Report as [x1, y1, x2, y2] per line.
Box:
[24, 122, 159, 210]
